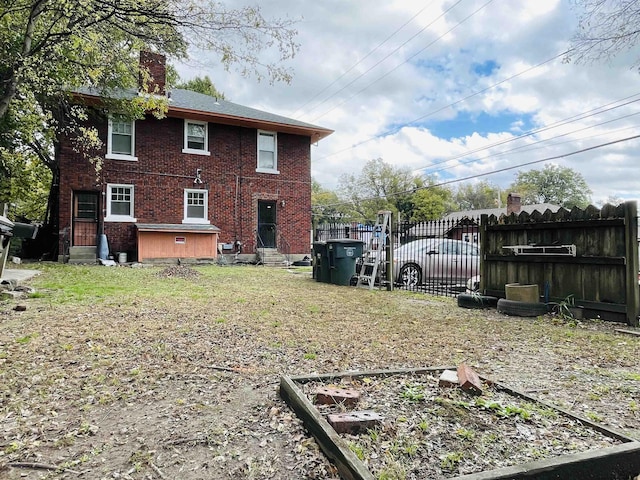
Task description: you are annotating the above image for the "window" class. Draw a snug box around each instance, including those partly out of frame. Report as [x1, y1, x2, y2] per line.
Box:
[182, 120, 210, 155]
[105, 184, 136, 222]
[257, 131, 278, 173]
[106, 116, 137, 161]
[183, 189, 209, 224]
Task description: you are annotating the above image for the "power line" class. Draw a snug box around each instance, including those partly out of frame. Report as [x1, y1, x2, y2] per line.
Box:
[289, 1, 440, 118]
[424, 104, 640, 177]
[415, 93, 640, 175]
[307, 0, 493, 123]
[433, 120, 640, 176]
[315, 49, 569, 161]
[312, 133, 640, 209]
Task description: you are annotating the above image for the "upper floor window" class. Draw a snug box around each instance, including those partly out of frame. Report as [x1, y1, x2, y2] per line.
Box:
[105, 184, 136, 222]
[106, 116, 137, 161]
[257, 131, 278, 174]
[182, 120, 210, 155]
[183, 189, 210, 224]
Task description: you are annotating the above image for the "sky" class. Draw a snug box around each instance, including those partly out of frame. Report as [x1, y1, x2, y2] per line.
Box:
[175, 0, 640, 206]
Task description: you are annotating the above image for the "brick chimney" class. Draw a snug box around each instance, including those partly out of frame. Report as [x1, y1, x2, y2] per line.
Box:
[506, 193, 522, 215]
[139, 51, 166, 95]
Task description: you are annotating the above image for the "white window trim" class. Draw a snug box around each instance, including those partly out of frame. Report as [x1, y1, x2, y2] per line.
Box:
[106, 117, 138, 161]
[105, 183, 137, 223]
[182, 119, 211, 156]
[256, 130, 279, 174]
[182, 189, 210, 224]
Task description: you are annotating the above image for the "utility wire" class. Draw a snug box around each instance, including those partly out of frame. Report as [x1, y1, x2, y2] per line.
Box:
[307, 0, 492, 123]
[315, 48, 569, 161]
[416, 93, 640, 174]
[425, 104, 640, 176]
[289, 1, 440, 118]
[312, 133, 640, 209]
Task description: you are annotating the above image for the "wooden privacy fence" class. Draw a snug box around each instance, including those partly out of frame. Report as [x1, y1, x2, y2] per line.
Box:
[480, 201, 639, 326]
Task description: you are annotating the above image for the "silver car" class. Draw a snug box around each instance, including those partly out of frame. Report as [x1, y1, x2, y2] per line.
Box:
[389, 238, 480, 287]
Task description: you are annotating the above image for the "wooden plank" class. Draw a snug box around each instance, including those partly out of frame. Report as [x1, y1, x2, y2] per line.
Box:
[623, 201, 639, 327]
[485, 218, 624, 231]
[279, 375, 374, 480]
[615, 328, 640, 337]
[485, 255, 626, 265]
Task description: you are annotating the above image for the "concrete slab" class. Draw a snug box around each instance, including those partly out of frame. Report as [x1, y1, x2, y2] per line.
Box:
[0, 268, 41, 285]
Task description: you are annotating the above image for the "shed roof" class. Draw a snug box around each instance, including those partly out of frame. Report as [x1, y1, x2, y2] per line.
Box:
[136, 223, 221, 233]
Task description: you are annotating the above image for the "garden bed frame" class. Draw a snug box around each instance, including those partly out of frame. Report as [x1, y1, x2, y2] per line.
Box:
[280, 367, 640, 480]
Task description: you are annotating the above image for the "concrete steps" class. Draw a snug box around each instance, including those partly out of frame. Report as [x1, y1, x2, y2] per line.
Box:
[68, 246, 97, 264]
[258, 248, 288, 266]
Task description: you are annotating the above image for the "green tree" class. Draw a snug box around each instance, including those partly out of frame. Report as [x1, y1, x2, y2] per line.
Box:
[311, 180, 351, 224]
[410, 185, 453, 222]
[0, 0, 298, 221]
[176, 75, 226, 99]
[453, 181, 501, 211]
[567, 0, 640, 69]
[338, 158, 425, 222]
[0, 1, 297, 120]
[509, 165, 592, 209]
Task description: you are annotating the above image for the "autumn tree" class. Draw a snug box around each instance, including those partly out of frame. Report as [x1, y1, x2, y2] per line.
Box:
[509, 164, 592, 209]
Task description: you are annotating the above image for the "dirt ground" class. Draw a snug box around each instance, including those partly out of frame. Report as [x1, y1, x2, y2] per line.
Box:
[0, 264, 638, 479]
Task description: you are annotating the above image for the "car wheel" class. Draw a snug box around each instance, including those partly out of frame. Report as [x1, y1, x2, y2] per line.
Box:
[399, 264, 421, 287]
[457, 293, 498, 309]
[497, 298, 548, 317]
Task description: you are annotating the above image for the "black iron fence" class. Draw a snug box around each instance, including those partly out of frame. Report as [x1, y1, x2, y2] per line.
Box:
[314, 217, 481, 296]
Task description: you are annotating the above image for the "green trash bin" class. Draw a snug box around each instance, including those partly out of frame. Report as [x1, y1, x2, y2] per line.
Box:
[326, 239, 365, 286]
[312, 241, 330, 283]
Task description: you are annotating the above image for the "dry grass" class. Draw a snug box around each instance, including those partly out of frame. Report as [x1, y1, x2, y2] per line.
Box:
[0, 263, 638, 479]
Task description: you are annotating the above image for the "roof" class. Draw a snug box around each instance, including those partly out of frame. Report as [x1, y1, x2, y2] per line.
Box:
[136, 223, 221, 233]
[74, 87, 333, 142]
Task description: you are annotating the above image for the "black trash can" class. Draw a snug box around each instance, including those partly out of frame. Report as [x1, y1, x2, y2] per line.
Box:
[326, 239, 365, 286]
[312, 241, 330, 283]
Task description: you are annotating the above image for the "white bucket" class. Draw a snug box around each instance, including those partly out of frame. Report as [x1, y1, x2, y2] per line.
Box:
[118, 252, 128, 263]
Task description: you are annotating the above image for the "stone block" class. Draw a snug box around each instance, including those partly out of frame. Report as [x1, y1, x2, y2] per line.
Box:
[314, 387, 360, 407]
[457, 363, 483, 395]
[327, 410, 383, 434]
[438, 369, 459, 388]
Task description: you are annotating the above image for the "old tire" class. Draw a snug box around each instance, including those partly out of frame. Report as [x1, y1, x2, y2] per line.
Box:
[457, 293, 498, 309]
[497, 298, 548, 317]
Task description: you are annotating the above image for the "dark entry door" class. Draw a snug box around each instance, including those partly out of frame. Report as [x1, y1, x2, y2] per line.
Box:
[73, 192, 99, 246]
[257, 200, 277, 248]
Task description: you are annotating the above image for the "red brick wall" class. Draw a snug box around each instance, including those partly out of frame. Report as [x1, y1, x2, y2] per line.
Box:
[139, 51, 166, 95]
[57, 114, 312, 259]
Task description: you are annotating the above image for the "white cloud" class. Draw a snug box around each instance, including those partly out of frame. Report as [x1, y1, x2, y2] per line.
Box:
[176, 0, 640, 205]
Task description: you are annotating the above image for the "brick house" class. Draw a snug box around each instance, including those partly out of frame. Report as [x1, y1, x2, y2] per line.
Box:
[57, 52, 333, 264]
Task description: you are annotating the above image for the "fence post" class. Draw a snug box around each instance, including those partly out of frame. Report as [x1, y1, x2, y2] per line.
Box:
[624, 201, 639, 327]
[386, 212, 393, 291]
[479, 214, 488, 294]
